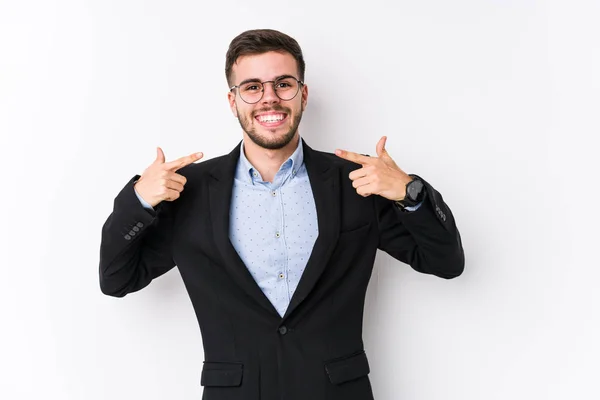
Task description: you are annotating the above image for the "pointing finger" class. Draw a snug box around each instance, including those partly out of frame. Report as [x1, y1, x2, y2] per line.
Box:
[334, 149, 373, 165]
[164, 152, 204, 171]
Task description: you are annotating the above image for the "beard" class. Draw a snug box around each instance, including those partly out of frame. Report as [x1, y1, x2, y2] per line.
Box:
[236, 104, 303, 150]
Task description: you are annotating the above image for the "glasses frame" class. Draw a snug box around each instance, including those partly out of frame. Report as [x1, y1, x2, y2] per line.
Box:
[229, 76, 304, 104]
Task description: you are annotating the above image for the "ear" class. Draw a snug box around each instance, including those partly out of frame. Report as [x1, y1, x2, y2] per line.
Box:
[301, 83, 308, 111]
[227, 91, 238, 117]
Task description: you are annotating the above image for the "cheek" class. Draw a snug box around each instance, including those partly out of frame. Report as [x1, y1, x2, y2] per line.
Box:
[235, 103, 250, 119]
[242, 108, 256, 123]
[287, 100, 302, 114]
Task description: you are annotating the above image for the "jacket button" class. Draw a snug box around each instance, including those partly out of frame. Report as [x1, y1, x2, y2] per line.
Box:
[278, 326, 288, 335]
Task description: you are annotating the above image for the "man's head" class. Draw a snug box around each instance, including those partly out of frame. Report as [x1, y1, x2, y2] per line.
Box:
[226, 29, 308, 150]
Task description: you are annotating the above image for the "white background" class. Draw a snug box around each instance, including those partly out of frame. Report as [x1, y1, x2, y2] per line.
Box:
[1, 1, 598, 399]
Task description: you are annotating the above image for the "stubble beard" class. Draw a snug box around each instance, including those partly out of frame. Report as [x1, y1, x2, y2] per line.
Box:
[237, 105, 303, 150]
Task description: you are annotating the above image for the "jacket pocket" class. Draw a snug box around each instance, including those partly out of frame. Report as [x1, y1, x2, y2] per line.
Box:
[201, 362, 243, 387]
[324, 350, 370, 385]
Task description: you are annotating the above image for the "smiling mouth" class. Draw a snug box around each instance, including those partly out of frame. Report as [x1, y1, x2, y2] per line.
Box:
[255, 112, 288, 127]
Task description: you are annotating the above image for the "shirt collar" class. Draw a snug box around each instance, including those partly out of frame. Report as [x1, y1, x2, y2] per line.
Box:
[237, 136, 304, 184]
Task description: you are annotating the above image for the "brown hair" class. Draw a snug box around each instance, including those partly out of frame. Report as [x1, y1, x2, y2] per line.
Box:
[225, 29, 306, 86]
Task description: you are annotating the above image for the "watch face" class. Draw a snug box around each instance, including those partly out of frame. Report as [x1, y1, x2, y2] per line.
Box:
[408, 179, 424, 200]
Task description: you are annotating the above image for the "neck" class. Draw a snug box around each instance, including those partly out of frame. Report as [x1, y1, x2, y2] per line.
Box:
[242, 134, 300, 183]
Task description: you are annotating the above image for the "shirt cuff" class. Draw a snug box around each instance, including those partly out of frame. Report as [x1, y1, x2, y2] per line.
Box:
[403, 200, 423, 212]
[134, 182, 154, 211]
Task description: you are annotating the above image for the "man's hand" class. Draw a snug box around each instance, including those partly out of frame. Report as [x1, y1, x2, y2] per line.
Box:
[335, 136, 412, 201]
[134, 147, 203, 207]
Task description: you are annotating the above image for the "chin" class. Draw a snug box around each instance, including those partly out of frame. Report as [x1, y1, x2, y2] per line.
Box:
[247, 127, 297, 150]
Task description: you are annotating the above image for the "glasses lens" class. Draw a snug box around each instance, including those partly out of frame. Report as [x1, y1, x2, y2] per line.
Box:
[274, 78, 299, 101]
[239, 82, 264, 104]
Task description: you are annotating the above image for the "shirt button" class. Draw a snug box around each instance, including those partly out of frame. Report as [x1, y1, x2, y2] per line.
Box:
[278, 326, 288, 335]
[253, 172, 258, 177]
[275, 232, 280, 238]
[279, 273, 285, 279]
[271, 191, 276, 197]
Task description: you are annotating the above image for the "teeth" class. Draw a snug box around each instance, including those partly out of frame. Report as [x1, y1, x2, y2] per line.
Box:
[258, 114, 284, 123]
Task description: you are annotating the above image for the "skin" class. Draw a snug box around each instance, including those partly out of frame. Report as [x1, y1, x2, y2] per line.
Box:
[134, 148, 203, 207]
[335, 136, 414, 201]
[227, 51, 307, 183]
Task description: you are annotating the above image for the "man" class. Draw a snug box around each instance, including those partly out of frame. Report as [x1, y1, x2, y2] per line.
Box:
[99, 29, 464, 400]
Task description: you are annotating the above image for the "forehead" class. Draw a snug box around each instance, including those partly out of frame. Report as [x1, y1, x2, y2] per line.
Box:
[232, 51, 298, 82]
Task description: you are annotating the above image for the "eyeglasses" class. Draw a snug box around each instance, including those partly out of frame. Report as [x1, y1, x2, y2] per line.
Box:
[230, 76, 304, 104]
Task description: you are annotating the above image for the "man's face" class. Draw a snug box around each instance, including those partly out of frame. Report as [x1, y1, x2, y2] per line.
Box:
[228, 51, 308, 150]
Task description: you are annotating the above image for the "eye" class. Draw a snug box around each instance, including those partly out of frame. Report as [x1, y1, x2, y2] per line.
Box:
[276, 78, 298, 91]
[242, 83, 262, 92]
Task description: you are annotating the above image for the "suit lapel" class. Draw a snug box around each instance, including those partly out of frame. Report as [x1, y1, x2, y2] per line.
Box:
[208, 143, 280, 318]
[283, 140, 341, 319]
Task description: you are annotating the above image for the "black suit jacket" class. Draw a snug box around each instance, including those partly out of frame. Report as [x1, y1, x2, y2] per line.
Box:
[99, 139, 464, 400]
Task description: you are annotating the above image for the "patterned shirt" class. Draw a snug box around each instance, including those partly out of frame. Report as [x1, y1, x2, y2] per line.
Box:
[229, 138, 318, 317]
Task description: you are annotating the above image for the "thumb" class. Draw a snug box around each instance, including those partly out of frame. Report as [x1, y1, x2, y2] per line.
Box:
[376, 136, 389, 158]
[154, 146, 165, 164]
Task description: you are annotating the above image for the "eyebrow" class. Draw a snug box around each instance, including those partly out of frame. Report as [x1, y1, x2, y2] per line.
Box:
[237, 74, 297, 87]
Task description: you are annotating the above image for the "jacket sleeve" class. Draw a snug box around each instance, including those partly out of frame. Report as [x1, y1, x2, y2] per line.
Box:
[98, 175, 177, 297]
[375, 174, 465, 279]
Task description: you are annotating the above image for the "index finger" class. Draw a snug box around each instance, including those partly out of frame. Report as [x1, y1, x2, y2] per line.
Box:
[334, 149, 373, 165]
[164, 152, 204, 171]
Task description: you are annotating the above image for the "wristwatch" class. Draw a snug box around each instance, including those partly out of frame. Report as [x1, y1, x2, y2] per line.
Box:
[394, 176, 425, 210]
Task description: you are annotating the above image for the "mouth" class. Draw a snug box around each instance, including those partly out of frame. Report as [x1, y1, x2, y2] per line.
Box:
[254, 112, 288, 128]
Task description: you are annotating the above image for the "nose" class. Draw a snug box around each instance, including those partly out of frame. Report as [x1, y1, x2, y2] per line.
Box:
[261, 82, 280, 105]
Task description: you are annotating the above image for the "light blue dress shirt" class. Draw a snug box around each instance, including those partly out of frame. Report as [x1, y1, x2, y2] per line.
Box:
[134, 137, 421, 317]
[228, 138, 318, 317]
